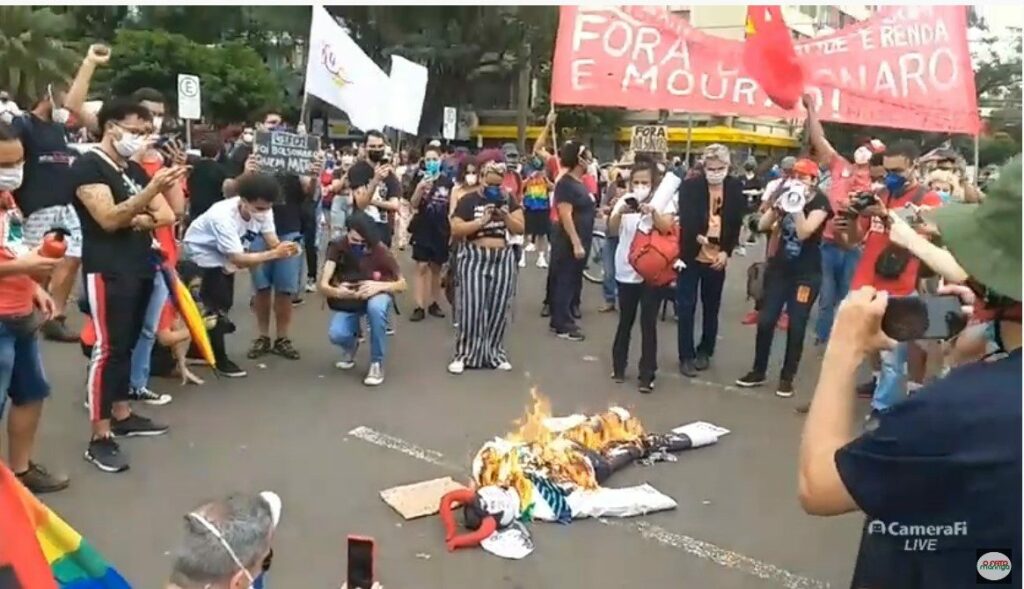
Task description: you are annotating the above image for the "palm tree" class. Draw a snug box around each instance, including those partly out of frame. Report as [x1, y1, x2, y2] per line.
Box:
[0, 7, 80, 105]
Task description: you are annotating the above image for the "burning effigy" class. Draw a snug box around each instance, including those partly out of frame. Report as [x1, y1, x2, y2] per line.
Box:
[439, 391, 726, 559]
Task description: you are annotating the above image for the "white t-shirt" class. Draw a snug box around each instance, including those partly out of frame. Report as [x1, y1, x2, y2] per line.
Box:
[183, 196, 275, 269]
[612, 190, 677, 284]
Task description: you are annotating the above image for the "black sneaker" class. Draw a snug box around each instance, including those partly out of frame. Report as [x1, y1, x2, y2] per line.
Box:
[385, 325, 396, 336]
[130, 386, 172, 406]
[611, 372, 626, 383]
[16, 462, 70, 494]
[42, 316, 79, 343]
[736, 371, 767, 388]
[638, 380, 654, 394]
[570, 305, 582, 320]
[679, 360, 697, 378]
[272, 337, 300, 360]
[694, 353, 711, 371]
[410, 308, 426, 322]
[776, 379, 795, 398]
[856, 378, 877, 399]
[794, 401, 811, 414]
[111, 413, 169, 437]
[217, 359, 248, 378]
[428, 303, 446, 318]
[247, 336, 272, 359]
[540, 304, 551, 318]
[85, 437, 129, 473]
[557, 329, 585, 342]
[291, 296, 305, 307]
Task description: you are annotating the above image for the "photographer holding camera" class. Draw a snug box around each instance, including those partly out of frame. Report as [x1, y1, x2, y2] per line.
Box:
[735, 158, 832, 398]
[798, 156, 1021, 589]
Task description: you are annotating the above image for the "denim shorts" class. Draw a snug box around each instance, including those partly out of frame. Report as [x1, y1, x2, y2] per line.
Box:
[0, 323, 51, 419]
[250, 232, 304, 295]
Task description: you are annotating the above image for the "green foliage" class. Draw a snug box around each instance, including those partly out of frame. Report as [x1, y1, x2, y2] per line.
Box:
[978, 134, 1021, 168]
[0, 6, 81, 104]
[98, 30, 282, 124]
[50, 6, 129, 42]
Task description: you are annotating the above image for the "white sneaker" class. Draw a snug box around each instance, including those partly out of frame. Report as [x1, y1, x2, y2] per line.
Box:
[131, 387, 173, 406]
[335, 346, 356, 370]
[496, 361, 512, 371]
[447, 359, 465, 375]
[364, 362, 384, 386]
[734, 246, 747, 257]
[518, 255, 527, 268]
[525, 242, 536, 253]
[536, 253, 548, 269]
[304, 278, 317, 293]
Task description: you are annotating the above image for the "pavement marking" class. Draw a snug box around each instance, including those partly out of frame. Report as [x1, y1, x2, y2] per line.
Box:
[348, 425, 831, 589]
[599, 519, 830, 589]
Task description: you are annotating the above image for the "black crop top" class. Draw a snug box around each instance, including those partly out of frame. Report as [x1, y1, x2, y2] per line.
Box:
[452, 190, 521, 241]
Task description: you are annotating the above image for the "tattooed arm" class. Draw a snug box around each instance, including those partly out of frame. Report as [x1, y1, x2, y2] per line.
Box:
[76, 183, 161, 232]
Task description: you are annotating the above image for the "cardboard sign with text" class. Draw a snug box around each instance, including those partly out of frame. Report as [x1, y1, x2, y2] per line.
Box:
[253, 131, 321, 176]
[630, 125, 669, 154]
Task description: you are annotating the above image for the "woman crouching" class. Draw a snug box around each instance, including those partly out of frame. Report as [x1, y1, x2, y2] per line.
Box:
[447, 150, 525, 374]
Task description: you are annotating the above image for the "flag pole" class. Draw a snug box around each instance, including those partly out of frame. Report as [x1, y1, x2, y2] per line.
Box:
[973, 133, 980, 179]
[298, 91, 310, 130]
[684, 113, 694, 166]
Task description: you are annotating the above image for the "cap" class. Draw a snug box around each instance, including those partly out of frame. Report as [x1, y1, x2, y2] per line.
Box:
[793, 158, 820, 178]
[780, 156, 797, 170]
[928, 155, 1021, 300]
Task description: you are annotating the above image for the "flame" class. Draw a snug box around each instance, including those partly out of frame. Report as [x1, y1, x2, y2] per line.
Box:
[474, 389, 647, 493]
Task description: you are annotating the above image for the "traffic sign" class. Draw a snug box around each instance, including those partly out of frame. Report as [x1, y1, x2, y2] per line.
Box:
[177, 74, 201, 120]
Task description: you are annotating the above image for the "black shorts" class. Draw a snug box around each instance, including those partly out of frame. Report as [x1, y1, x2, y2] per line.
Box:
[375, 222, 393, 248]
[524, 210, 551, 237]
[411, 240, 449, 265]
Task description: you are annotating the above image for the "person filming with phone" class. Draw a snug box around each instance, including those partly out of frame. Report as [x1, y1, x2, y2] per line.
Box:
[798, 155, 1021, 589]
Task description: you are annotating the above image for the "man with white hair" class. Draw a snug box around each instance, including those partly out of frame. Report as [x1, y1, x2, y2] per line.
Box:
[166, 491, 281, 589]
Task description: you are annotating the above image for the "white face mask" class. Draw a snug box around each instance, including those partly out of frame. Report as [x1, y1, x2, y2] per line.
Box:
[632, 185, 651, 200]
[706, 169, 728, 185]
[464, 173, 478, 186]
[152, 116, 164, 134]
[250, 210, 270, 223]
[0, 165, 24, 192]
[51, 107, 71, 125]
[114, 131, 146, 158]
[853, 146, 872, 165]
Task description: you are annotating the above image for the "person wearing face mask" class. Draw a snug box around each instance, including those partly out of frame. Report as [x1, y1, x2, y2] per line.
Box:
[71, 99, 184, 473]
[352, 130, 402, 248]
[328, 149, 357, 240]
[447, 152, 525, 374]
[11, 44, 111, 343]
[607, 162, 676, 393]
[320, 211, 406, 386]
[736, 158, 832, 398]
[166, 491, 281, 589]
[739, 157, 763, 249]
[843, 140, 944, 416]
[925, 169, 961, 205]
[0, 122, 70, 494]
[676, 144, 746, 377]
[408, 146, 451, 322]
[520, 154, 554, 269]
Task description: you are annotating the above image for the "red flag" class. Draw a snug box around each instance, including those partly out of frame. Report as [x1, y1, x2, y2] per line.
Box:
[743, 6, 805, 109]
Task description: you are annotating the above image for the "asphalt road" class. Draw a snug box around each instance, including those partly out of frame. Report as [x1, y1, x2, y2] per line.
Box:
[29, 247, 868, 589]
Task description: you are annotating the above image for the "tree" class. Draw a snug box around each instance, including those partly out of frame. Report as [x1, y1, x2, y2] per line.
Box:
[50, 6, 130, 42]
[0, 7, 81, 104]
[97, 30, 283, 125]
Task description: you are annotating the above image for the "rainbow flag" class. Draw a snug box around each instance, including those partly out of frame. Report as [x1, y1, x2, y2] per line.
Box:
[0, 463, 131, 588]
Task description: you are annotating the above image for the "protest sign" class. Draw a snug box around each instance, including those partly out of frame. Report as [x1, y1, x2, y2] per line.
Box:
[630, 125, 669, 154]
[253, 131, 321, 175]
[551, 6, 979, 134]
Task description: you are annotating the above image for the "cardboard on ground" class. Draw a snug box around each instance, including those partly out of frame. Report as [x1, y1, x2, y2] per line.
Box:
[380, 476, 466, 520]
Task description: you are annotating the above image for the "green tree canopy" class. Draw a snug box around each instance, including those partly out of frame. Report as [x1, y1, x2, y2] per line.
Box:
[0, 6, 81, 104]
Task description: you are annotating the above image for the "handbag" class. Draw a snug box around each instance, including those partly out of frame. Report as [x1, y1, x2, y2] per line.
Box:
[746, 262, 767, 304]
[628, 225, 681, 287]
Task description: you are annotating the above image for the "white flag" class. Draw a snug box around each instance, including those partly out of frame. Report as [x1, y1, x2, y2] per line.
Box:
[385, 55, 428, 135]
[304, 6, 389, 133]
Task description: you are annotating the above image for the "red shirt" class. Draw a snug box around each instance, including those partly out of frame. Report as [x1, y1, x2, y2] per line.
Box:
[823, 154, 872, 241]
[850, 184, 943, 296]
[0, 192, 36, 317]
[501, 171, 523, 203]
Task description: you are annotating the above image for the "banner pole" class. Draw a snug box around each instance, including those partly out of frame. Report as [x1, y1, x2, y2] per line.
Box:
[684, 113, 694, 166]
[549, 103, 558, 149]
[973, 133, 980, 178]
[298, 91, 310, 130]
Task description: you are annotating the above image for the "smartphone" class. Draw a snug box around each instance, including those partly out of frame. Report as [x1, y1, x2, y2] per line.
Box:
[623, 196, 639, 210]
[881, 295, 967, 341]
[347, 535, 375, 589]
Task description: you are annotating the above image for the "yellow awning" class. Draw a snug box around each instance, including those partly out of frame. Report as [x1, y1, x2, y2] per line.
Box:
[472, 125, 799, 149]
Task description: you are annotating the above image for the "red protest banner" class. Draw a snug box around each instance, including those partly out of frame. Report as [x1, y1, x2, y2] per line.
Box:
[551, 6, 980, 134]
[743, 6, 805, 110]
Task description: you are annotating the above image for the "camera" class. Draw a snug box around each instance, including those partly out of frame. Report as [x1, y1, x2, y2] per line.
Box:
[845, 191, 877, 217]
[623, 196, 639, 210]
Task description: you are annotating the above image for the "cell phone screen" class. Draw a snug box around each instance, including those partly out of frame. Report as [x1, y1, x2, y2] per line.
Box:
[882, 295, 967, 341]
[347, 537, 374, 589]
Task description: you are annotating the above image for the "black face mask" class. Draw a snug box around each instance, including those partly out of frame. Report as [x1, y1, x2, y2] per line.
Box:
[367, 149, 384, 164]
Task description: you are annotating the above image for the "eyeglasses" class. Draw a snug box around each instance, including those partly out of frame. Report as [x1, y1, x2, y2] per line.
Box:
[187, 511, 256, 586]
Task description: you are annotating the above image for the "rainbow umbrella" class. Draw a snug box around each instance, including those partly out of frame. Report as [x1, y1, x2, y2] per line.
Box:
[0, 463, 130, 589]
[158, 264, 216, 370]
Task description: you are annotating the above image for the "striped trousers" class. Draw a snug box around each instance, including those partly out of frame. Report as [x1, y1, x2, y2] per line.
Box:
[454, 244, 518, 368]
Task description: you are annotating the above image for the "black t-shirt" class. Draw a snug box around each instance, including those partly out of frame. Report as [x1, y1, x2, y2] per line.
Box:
[551, 175, 596, 253]
[768, 188, 832, 277]
[323, 239, 400, 312]
[71, 151, 157, 277]
[453, 189, 520, 241]
[412, 174, 453, 241]
[12, 113, 75, 215]
[187, 158, 227, 220]
[742, 174, 763, 204]
[347, 161, 401, 224]
[225, 144, 252, 179]
[836, 350, 1022, 589]
[271, 174, 306, 236]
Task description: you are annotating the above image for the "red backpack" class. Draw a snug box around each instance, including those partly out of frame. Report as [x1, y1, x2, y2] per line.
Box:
[628, 225, 681, 286]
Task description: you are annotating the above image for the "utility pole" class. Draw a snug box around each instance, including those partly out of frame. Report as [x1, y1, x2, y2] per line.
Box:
[516, 42, 533, 155]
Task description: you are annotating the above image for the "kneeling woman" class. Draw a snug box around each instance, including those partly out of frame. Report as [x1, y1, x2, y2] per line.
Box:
[448, 152, 525, 374]
[320, 212, 407, 387]
[608, 162, 675, 393]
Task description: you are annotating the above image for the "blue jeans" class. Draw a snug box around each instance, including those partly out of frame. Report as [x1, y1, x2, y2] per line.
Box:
[873, 341, 908, 412]
[815, 242, 862, 343]
[130, 273, 170, 390]
[327, 294, 391, 363]
[602, 236, 619, 304]
[0, 323, 51, 419]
